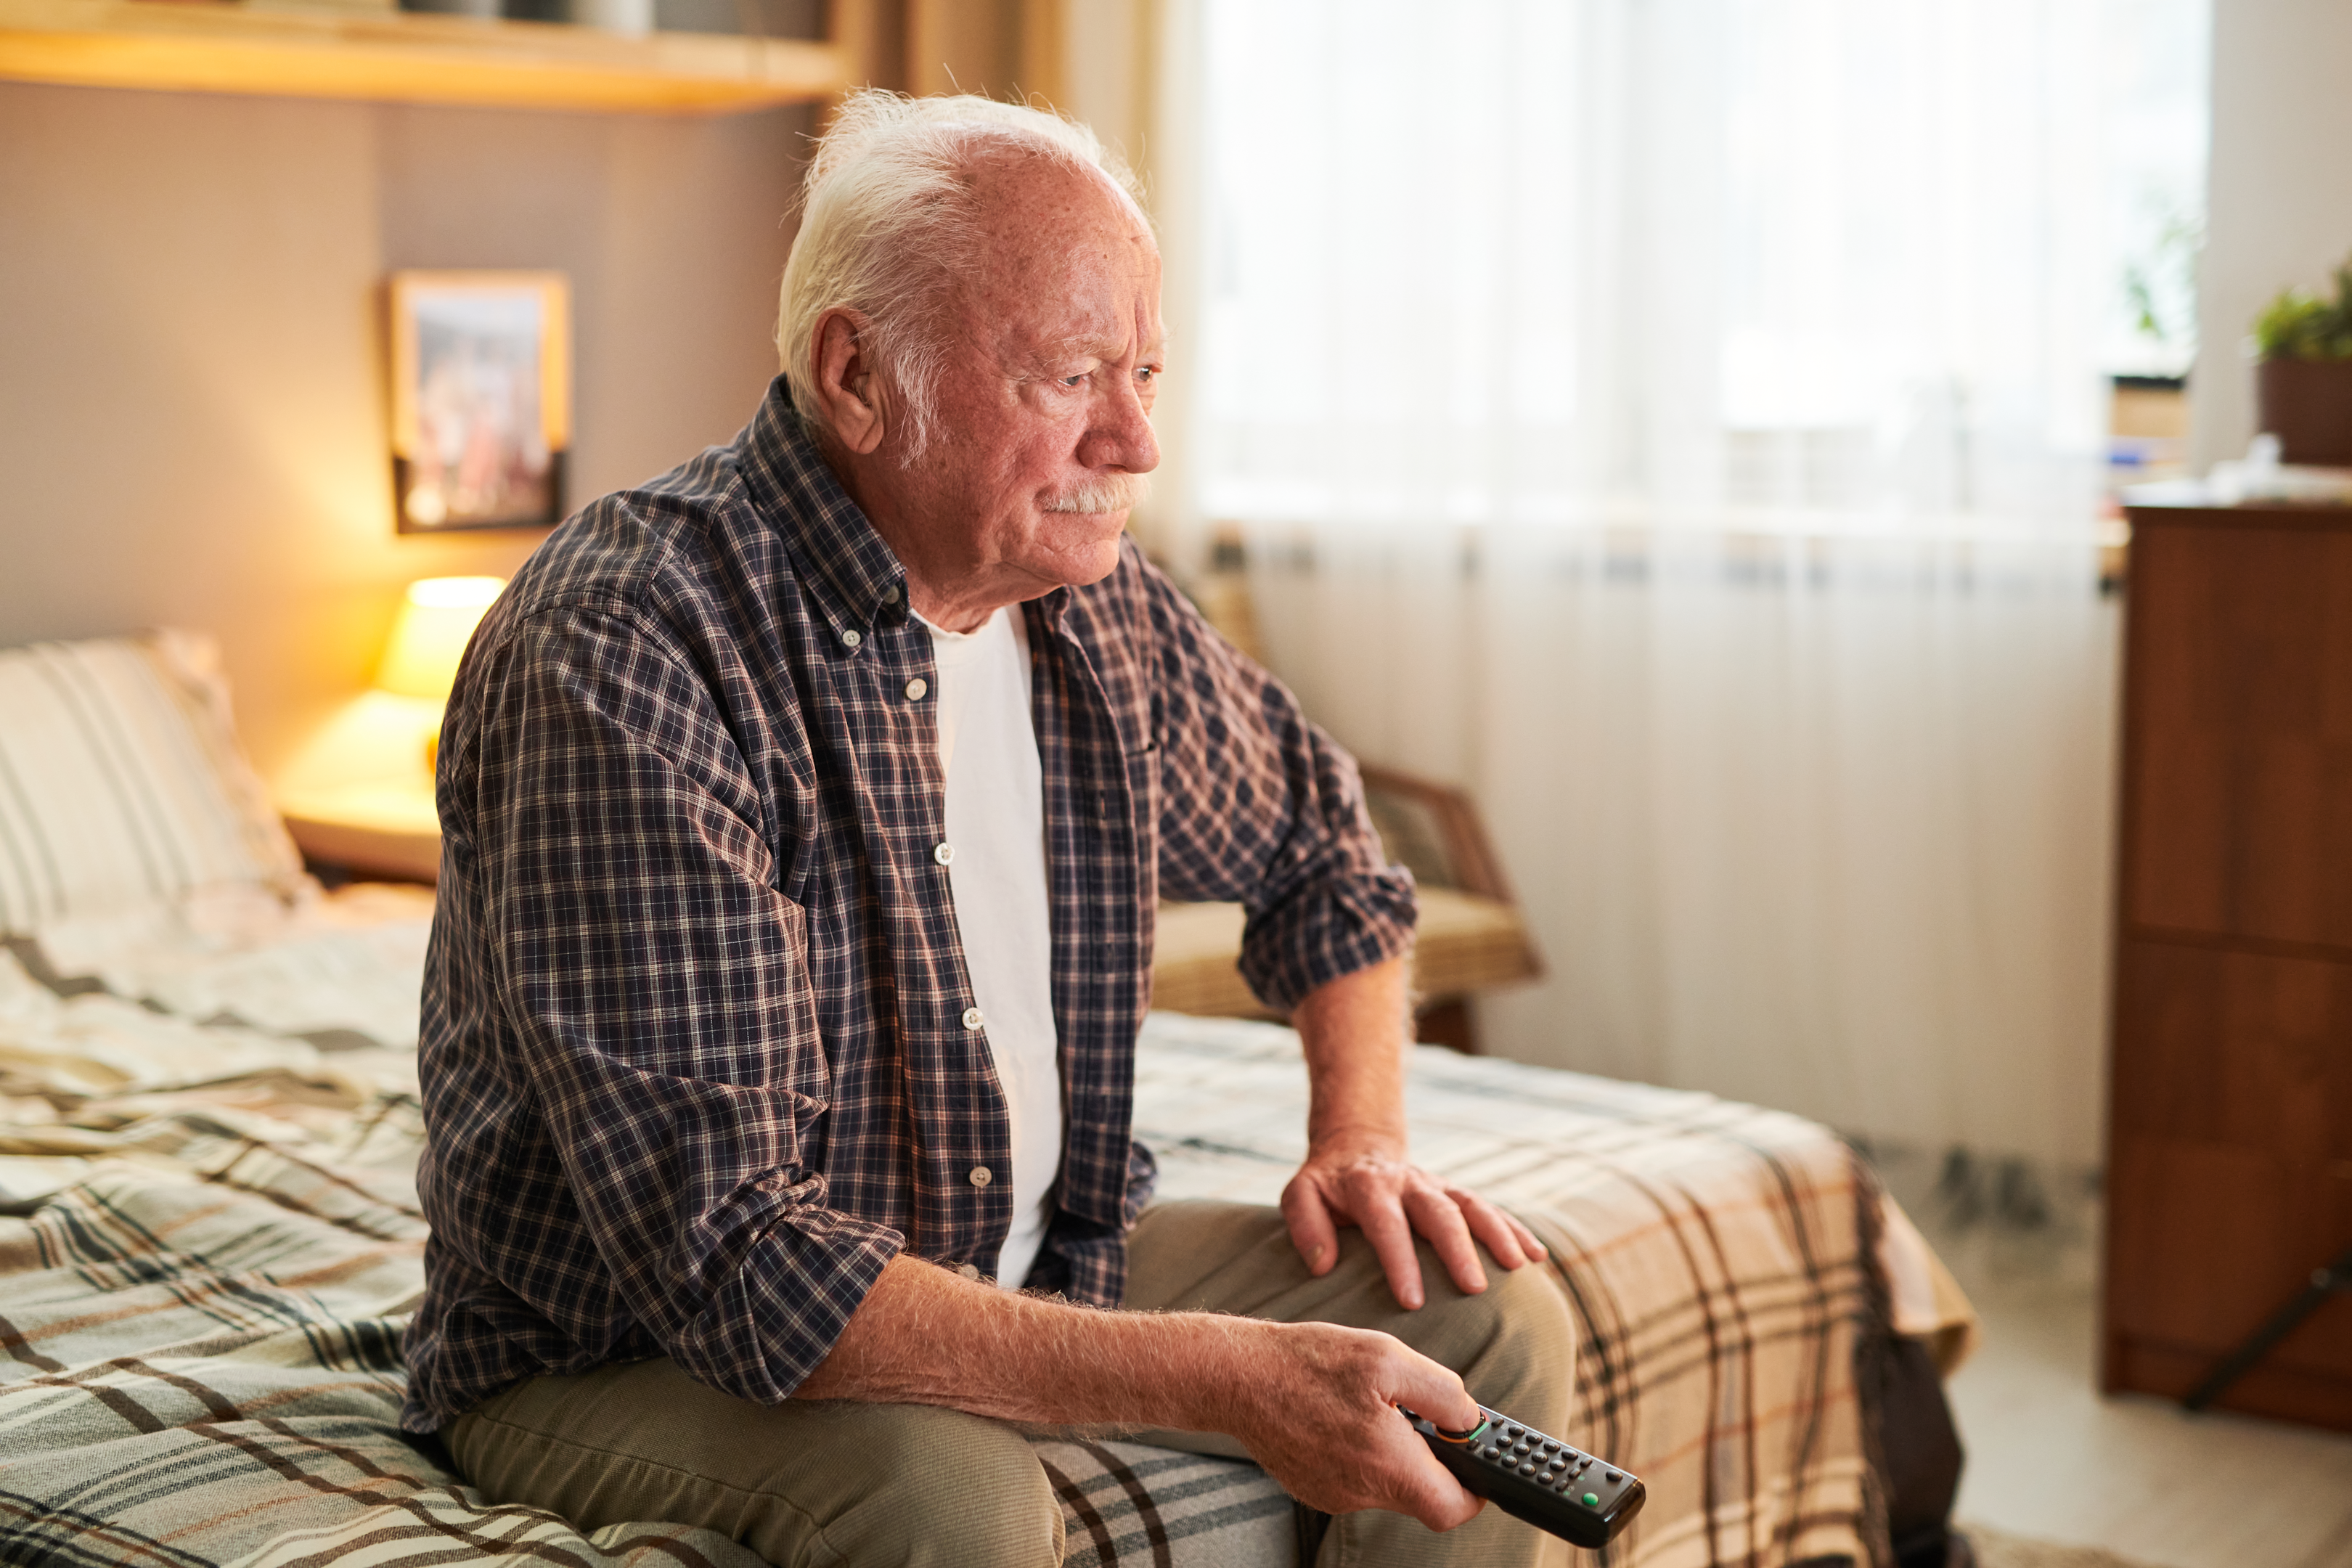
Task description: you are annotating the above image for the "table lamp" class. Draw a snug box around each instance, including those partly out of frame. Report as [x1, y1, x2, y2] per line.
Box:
[377, 576, 504, 765]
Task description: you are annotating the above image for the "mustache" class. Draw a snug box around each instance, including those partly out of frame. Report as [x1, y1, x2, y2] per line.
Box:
[1042, 472, 1151, 514]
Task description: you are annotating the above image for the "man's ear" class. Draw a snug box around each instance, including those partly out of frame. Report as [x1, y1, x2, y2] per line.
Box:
[812, 309, 888, 456]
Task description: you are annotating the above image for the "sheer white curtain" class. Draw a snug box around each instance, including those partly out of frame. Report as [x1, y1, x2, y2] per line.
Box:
[1188, 0, 2142, 1171]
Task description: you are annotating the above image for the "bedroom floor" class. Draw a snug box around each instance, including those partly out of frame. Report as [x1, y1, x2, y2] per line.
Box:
[1868, 1148, 2352, 1568]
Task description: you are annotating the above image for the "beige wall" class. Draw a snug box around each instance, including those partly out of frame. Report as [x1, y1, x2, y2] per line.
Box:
[0, 81, 809, 778]
[2191, 0, 2352, 471]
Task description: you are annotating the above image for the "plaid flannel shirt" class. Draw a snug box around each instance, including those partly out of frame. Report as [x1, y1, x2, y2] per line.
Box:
[401, 380, 1416, 1432]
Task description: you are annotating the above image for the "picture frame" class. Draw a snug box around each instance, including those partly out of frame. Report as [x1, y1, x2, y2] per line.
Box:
[387, 270, 571, 534]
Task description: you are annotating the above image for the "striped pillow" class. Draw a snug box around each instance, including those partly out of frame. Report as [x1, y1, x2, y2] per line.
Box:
[0, 632, 305, 932]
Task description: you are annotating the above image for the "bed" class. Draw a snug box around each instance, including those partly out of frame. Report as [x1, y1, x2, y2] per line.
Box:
[0, 632, 1972, 1568]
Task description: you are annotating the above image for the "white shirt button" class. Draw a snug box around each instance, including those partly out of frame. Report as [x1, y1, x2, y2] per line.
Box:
[840, 628, 863, 649]
[956, 1262, 980, 1279]
[968, 1165, 993, 1188]
[905, 677, 928, 701]
[882, 586, 900, 604]
[961, 1006, 984, 1030]
[934, 841, 954, 865]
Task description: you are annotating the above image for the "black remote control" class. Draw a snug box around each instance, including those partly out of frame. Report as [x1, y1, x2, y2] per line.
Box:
[1400, 1402, 1646, 1549]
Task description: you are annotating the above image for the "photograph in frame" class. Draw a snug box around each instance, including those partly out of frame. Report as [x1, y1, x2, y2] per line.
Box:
[388, 271, 570, 533]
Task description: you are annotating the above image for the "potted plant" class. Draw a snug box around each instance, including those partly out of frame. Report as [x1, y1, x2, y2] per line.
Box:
[2253, 258, 2352, 466]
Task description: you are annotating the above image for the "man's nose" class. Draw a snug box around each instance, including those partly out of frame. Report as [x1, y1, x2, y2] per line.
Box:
[1086, 377, 1160, 474]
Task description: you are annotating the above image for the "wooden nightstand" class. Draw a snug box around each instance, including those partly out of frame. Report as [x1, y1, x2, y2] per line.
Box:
[279, 778, 442, 885]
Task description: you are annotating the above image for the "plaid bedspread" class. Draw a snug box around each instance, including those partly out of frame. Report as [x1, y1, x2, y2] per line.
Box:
[0, 893, 1890, 1568]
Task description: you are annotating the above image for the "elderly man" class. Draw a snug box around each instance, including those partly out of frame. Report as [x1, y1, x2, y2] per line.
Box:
[404, 91, 1573, 1567]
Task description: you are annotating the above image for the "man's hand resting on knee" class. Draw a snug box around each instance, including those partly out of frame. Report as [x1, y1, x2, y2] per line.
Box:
[1285, 957, 1549, 1310]
[793, 1255, 1487, 1530]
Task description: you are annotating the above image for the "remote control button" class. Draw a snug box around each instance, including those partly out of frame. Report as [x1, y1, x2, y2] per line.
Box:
[1606, 1471, 1622, 1483]
[1479, 1445, 1500, 1460]
[1583, 1493, 1601, 1508]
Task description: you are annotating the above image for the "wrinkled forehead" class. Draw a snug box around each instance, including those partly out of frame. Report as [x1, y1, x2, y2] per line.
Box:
[952, 153, 1161, 354]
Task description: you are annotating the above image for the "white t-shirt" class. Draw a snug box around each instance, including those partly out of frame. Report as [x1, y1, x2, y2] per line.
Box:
[917, 605, 1063, 1289]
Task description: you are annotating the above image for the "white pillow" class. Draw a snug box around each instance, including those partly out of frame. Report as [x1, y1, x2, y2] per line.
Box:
[0, 632, 305, 932]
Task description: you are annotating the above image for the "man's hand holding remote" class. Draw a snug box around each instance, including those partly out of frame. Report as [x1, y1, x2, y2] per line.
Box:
[1206, 1319, 1486, 1527]
[793, 1256, 1491, 1531]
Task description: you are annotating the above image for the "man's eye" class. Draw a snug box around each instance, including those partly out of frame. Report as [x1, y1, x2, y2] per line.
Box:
[1137, 367, 1158, 385]
[1059, 373, 1087, 388]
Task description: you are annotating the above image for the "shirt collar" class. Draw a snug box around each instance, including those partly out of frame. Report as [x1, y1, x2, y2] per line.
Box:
[740, 377, 912, 637]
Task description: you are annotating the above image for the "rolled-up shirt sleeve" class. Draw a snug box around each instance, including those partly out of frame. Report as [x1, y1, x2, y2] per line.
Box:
[452, 605, 901, 1404]
[1138, 559, 1417, 1013]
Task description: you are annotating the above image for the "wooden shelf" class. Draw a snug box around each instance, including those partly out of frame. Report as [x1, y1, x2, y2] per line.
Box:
[0, 0, 849, 114]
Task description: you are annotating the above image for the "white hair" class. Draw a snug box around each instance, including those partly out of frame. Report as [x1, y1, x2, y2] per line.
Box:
[777, 91, 1148, 462]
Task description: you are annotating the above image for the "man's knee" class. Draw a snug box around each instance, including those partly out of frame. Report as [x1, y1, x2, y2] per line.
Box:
[1127, 1199, 1579, 1415]
[1336, 1233, 1579, 1438]
[1440, 1250, 1579, 1427]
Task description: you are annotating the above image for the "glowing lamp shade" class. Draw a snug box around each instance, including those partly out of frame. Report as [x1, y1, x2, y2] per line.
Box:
[376, 576, 505, 700]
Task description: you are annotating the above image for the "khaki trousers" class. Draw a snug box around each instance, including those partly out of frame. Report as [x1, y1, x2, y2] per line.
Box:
[444, 1200, 1577, 1568]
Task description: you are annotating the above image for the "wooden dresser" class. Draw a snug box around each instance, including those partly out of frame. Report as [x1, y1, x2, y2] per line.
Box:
[2105, 499, 2352, 1432]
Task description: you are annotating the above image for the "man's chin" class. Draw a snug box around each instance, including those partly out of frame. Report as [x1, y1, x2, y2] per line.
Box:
[1033, 518, 1129, 588]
